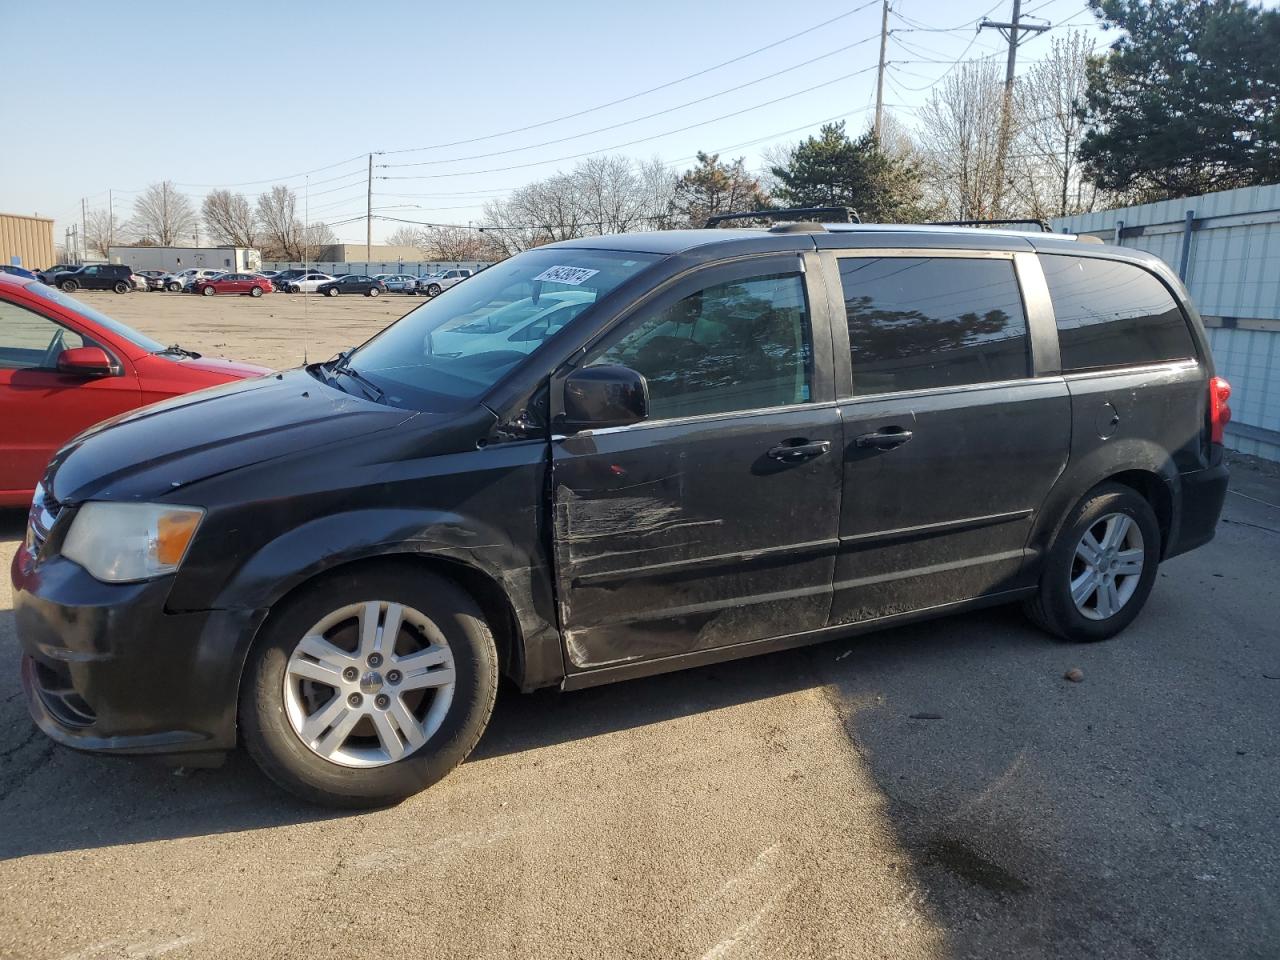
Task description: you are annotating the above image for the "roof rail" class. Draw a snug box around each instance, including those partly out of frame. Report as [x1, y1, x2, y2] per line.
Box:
[930, 218, 1052, 232]
[705, 206, 859, 229]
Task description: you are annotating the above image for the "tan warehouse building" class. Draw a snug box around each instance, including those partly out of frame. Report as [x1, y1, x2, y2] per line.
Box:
[0, 213, 55, 271]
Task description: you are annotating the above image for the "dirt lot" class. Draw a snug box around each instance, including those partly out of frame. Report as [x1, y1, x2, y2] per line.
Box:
[69, 287, 422, 370]
[1, 290, 1279, 959]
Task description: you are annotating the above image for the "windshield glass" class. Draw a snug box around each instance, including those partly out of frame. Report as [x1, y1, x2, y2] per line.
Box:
[26, 282, 165, 352]
[343, 248, 660, 412]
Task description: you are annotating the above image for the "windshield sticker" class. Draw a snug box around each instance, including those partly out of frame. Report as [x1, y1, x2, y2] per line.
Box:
[533, 265, 600, 286]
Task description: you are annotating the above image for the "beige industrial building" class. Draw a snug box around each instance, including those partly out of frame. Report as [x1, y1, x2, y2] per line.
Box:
[0, 213, 55, 270]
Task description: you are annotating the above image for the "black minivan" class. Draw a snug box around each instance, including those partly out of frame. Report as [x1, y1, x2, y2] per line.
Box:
[13, 222, 1231, 807]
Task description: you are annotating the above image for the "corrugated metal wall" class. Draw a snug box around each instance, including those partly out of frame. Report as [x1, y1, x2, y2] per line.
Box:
[0, 213, 55, 270]
[262, 261, 492, 276]
[1054, 184, 1280, 462]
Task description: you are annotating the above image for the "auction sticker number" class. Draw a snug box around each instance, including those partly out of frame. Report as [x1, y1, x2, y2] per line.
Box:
[533, 265, 600, 286]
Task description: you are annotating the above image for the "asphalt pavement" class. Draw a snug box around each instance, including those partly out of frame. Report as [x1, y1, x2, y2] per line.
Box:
[1, 455, 1277, 960]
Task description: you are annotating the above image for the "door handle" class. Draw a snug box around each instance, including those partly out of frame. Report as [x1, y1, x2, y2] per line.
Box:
[767, 439, 831, 462]
[854, 428, 914, 450]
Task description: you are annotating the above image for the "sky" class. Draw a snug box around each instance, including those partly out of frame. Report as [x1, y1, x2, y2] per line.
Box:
[0, 0, 1108, 249]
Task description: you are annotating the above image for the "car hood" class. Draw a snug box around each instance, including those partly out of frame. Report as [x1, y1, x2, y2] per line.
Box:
[47, 369, 418, 504]
[177, 355, 274, 378]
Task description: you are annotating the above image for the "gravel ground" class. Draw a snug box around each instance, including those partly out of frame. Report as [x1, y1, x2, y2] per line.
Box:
[0, 291, 1277, 959]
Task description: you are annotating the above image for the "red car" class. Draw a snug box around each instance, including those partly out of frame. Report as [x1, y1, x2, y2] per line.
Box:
[193, 273, 274, 297]
[0, 273, 270, 507]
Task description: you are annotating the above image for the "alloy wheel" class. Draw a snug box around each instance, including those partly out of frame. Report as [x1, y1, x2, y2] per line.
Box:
[1069, 512, 1145, 621]
[283, 600, 457, 768]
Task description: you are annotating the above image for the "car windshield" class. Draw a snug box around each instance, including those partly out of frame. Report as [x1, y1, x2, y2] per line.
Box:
[339, 248, 659, 412]
[26, 282, 165, 352]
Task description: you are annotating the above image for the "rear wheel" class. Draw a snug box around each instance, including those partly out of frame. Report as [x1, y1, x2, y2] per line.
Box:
[250, 285, 263, 297]
[1024, 483, 1160, 642]
[367, 286, 380, 297]
[240, 567, 498, 807]
[113, 281, 130, 294]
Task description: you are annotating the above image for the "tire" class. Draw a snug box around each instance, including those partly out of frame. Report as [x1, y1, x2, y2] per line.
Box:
[367, 286, 380, 297]
[202, 285, 215, 296]
[250, 286, 263, 297]
[113, 281, 130, 294]
[167, 281, 181, 292]
[426, 283, 441, 297]
[1024, 482, 1161, 642]
[60, 280, 78, 292]
[326, 287, 339, 297]
[239, 566, 499, 808]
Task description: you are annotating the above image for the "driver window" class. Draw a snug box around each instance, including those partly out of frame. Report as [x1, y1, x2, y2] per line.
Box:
[587, 271, 813, 421]
[0, 301, 86, 370]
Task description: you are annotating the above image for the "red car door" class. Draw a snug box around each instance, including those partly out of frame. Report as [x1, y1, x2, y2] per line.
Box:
[0, 294, 141, 503]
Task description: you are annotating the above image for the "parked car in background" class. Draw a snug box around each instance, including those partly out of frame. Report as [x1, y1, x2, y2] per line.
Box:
[163, 268, 225, 292]
[282, 272, 335, 294]
[373, 274, 419, 294]
[260, 271, 280, 280]
[194, 273, 274, 297]
[130, 273, 150, 292]
[136, 270, 168, 291]
[316, 275, 386, 297]
[0, 272, 270, 506]
[417, 268, 473, 296]
[52, 264, 135, 294]
[0, 265, 38, 280]
[37, 264, 80, 285]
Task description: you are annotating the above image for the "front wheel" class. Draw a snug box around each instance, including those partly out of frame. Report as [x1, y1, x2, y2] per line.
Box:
[239, 567, 498, 807]
[1024, 483, 1161, 642]
[60, 280, 78, 292]
[250, 285, 263, 297]
[202, 285, 215, 296]
[167, 281, 181, 292]
[326, 287, 339, 297]
[426, 283, 441, 297]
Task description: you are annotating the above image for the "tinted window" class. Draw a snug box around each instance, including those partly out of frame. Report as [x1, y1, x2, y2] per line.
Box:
[839, 257, 1028, 395]
[589, 271, 812, 420]
[0, 300, 86, 369]
[1041, 255, 1195, 371]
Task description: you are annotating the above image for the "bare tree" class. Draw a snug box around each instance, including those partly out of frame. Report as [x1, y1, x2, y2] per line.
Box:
[256, 185, 302, 259]
[84, 207, 119, 259]
[301, 221, 335, 255]
[918, 61, 1011, 220]
[1009, 31, 1102, 219]
[202, 189, 259, 247]
[128, 181, 197, 245]
[386, 226, 428, 249]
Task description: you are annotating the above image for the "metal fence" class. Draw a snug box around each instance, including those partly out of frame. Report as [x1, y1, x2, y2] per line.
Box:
[262, 260, 492, 277]
[1054, 184, 1280, 462]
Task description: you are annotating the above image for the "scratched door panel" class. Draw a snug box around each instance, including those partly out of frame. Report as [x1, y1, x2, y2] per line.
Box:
[552, 404, 842, 670]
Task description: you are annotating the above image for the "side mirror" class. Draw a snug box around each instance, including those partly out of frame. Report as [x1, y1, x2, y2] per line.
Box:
[57, 346, 114, 378]
[562, 365, 648, 431]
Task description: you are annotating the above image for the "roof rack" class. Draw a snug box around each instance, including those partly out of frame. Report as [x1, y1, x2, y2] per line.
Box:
[705, 206, 860, 229]
[930, 218, 1052, 232]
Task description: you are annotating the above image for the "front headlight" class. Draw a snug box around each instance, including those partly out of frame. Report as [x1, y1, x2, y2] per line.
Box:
[62, 502, 205, 583]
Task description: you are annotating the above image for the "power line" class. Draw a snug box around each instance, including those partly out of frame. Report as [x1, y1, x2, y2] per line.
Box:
[379, 64, 881, 180]
[378, 1, 882, 157]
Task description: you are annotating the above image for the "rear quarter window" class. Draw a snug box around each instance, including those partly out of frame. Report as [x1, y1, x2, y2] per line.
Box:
[1040, 255, 1196, 372]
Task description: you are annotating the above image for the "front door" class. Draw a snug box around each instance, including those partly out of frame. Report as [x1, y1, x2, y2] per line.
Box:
[0, 297, 139, 499]
[826, 250, 1071, 624]
[551, 254, 843, 671]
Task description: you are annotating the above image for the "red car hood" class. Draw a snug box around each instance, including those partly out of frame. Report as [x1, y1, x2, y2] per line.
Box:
[179, 355, 273, 378]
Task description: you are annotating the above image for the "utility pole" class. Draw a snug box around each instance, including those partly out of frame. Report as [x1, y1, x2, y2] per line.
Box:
[80, 197, 87, 261]
[108, 189, 114, 256]
[979, 0, 1049, 215]
[874, 0, 890, 140]
[366, 153, 373, 262]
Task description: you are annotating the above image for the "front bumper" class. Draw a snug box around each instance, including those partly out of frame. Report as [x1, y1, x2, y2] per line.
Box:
[12, 544, 267, 756]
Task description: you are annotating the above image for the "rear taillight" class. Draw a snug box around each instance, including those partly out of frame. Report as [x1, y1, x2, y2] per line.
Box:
[1209, 376, 1231, 444]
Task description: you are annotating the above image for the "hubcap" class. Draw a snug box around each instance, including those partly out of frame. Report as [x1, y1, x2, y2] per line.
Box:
[283, 601, 456, 768]
[1069, 512, 1145, 621]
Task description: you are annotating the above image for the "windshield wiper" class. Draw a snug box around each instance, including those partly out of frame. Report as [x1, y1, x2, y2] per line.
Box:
[327, 350, 385, 402]
[155, 344, 201, 359]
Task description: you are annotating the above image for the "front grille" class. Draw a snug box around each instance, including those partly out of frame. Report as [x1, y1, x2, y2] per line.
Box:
[26, 482, 60, 557]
